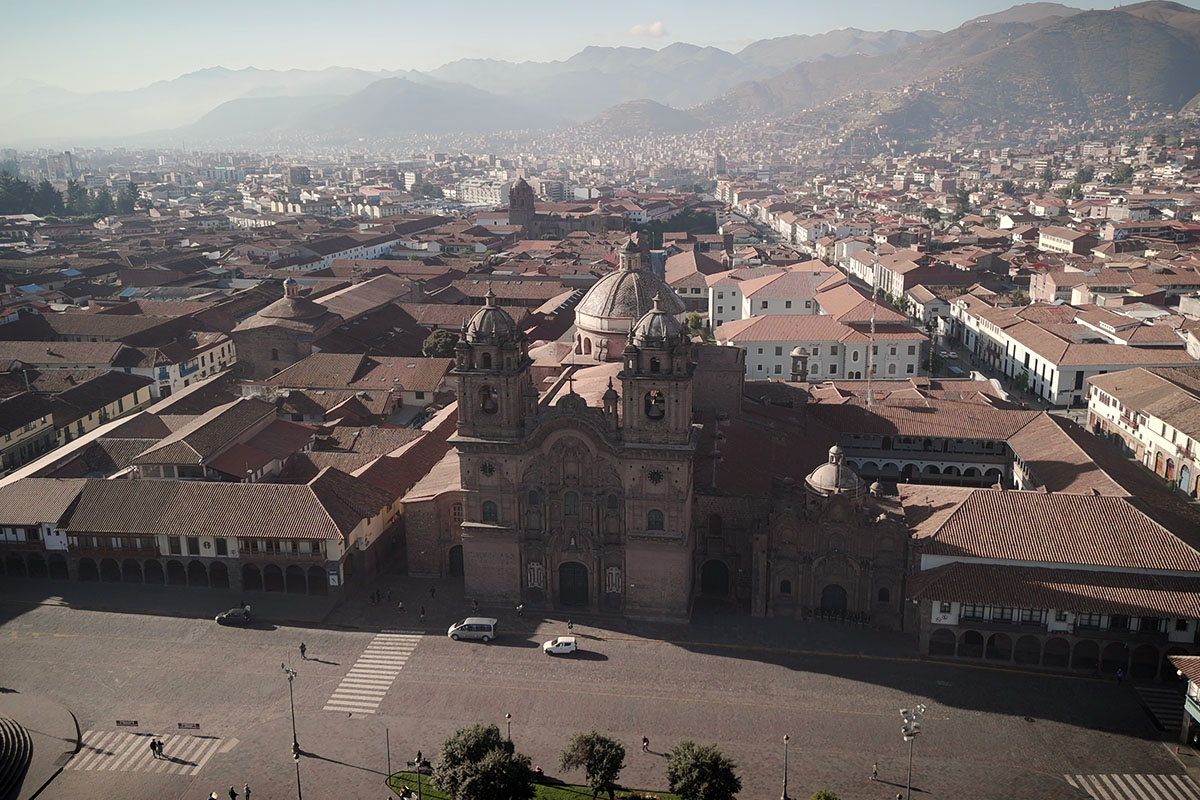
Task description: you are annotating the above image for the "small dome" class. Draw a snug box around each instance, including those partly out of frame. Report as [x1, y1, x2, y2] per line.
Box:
[631, 292, 683, 345]
[805, 460, 866, 498]
[829, 443, 844, 458]
[257, 295, 330, 322]
[790, 346, 808, 358]
[465, 288, 518, 343]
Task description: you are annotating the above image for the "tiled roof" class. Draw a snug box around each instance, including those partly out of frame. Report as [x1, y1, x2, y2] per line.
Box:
[0, 478, 87, 525]
[132, 398, 277, 465]
[1007, 413, 1126, 496]
[1, 341, 125, 367]
[402, 449, 463, 501]
[64, 479, 348, 540]
[901, 487, 1200, 571]
[308, 467, 394, 535]
[910, 562, 1200, 617]
[314, 426, 425, 455]
[1088, 366, 1200, 440]
[811, 399, 1040, 441]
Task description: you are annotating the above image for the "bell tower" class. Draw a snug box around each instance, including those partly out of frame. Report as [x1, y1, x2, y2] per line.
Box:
[508, 178, 535, 232]
[619, 292, 694, 445]
[454, 289, 536, 440]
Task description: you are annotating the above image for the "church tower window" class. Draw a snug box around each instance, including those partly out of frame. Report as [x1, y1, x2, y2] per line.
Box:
[482, 501, 498, 523]
[647, 509, 665, 530]
[607, 494, 619, 509]
[564, 492, 580, 516]
[481, 352, 492, 369]
[649, 357, 661, 373]
[480, 386, 498, 414]
[644, 390, 665, 419]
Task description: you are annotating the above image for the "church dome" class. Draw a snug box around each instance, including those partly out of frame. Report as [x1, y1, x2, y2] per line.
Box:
[464, 288, 519, 343]
[631, 292, 684, 345]
[257, 294, 330, 322]
[576, 239, 685, 336]
[805, 443, 865, 498]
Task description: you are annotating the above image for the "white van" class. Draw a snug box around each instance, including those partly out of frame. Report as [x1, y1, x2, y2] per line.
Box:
[447, 617, 498, 642]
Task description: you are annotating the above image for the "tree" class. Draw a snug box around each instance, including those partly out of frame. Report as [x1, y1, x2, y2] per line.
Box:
[559, 731, 625, 800]
[0, 172, 34, 215]
[433, 724, 533, 800]
[32, 180, 64, 216]
[65, 180, 89, 216]
[1111, 162, 1134, 184]
[665, 741, 741, 800]
[954, 188, 971, 212]
[1000, 179, 1016, 196]
[1013, 372, 1029, 392]
[116, 186, 137, 215]
[920, 207, 942, 225]
[423, 329, 459, 358]
[1075, 165, 1095, 184]
[90, 187, 114, 215]
[809, 792, 842, 800]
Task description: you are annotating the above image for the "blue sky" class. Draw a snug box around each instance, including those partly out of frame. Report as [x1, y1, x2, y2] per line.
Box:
[5, 0, 1197, 92]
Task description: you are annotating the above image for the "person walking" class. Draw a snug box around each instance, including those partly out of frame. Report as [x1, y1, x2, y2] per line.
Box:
[472, 599, 479, 613]
[871, 762, 878, 781]
[148, 740, 158, 759]
[243, 784, 251, 800]
[1117, 667, 1125, 685]
[641, 736, 649, 753]
[567, 619, 574, 633]
[419, 605, 426, 623]
[429, 586, 436, 599]
[155, 740, 165, 759]
[516, 604, 524, 617]
[398, 600, 405, 613]
[299, 642, 307, 660]
[229, 786, 239, 800]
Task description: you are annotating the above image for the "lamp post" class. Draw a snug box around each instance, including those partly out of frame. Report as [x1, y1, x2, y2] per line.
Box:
[282, 662, 302, 800]
[505, 713, 512, 741]
[900, 704, 926, 800]
[780, 734, 790, 800]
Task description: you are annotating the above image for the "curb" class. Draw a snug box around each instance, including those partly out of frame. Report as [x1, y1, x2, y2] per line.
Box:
[27, 708, 80, 800]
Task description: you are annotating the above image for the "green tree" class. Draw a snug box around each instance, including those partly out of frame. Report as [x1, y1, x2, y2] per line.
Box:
[665, 741, 741, 800]
[954, 188, 971, 212]
[116, 186, 137, 215]
[65, 180, 89, 216]
[1111, 162, 1134, 183]
[1000, 179, 1016, 196]
[1009, 290, 1029, 306]
[32, 180, 64, 216]
[1075, 166, 1095, 184]
[0, 172, 35, 215]
[90, 187, 114, 215]
[433, 724, 533, 800]
[920, 207, 942, 225]
[809, 792, 842, 800]
[422, 329, 459, 358]
[559, 731, 625, 800]
[1013, 372, 1029, 392]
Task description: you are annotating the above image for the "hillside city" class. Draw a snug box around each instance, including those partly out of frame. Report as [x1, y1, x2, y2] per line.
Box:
[5, 3, 1200, 800]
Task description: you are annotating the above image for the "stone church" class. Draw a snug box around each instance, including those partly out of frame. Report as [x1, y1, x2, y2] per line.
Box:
[403, 238, 907, 623]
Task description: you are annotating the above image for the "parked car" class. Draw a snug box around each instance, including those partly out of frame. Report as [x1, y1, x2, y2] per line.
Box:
[448, 617, 498, 642]
[946, 352, 959, 360]
[215, 607, 251, 626]
[542, 636, 577, 655]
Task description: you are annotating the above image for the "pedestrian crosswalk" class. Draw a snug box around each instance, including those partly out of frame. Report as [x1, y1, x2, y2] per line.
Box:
[323, 629, 422, 714]
[1065, 774, 1200, 799]
[67, 730, 234, 776]
[1134, 684, 1185, 732]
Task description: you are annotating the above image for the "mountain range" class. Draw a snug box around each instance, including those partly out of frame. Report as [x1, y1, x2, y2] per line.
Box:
[2, 2, 1199, 146]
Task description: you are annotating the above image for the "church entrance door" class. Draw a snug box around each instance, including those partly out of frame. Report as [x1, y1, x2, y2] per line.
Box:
[448, 546, 464, 578]
[559, 561, 588, 607]
[820, 584, 848, 615]
[700, 560, 729, 597]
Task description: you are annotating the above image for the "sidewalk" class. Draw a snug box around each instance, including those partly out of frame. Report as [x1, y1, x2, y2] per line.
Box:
[0, 691, 79, 800]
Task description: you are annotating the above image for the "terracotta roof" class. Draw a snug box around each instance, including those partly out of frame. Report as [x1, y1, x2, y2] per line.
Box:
[901, 486, 1200, 572]
[401, 449, 463, 501]
[132, 398, 277, 465]
[308, 466, 394, 535]
[0, 478, 87, 525]
[1088, 366, 1200, 440]
[1169, 655, 1200, 685]
[64, 479, 349, 540]
[910, 562, 1200, 617]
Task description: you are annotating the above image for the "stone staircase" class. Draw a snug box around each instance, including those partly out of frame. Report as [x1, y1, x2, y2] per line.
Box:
[0, 716, 32, 800]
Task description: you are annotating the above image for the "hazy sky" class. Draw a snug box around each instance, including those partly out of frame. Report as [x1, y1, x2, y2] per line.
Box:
[5, 0, 1197, 92]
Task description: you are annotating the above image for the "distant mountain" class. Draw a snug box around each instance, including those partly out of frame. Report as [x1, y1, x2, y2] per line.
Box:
[583, 99, 702, 136]
[177, 95, 342, 140]
[961, 2, 1082, 26]
[735, 28, 939, 71]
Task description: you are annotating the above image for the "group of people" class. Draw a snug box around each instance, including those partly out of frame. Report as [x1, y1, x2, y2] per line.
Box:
[368, 588, 392, 606]
[208, 786, 250, 800]
[147, 739, 167, 759]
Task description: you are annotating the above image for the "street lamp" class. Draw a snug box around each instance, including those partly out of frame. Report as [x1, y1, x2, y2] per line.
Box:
[505, 713, 512, 741]
[781, 734, 790, 800]
[282, 662, 302, 800]
[900, 704, 927, 800]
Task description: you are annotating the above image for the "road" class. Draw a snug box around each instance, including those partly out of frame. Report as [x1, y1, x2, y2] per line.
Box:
[2, 599, 1194, 799]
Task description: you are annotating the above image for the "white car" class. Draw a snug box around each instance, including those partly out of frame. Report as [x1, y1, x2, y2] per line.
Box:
[946, 352, 959, 360]
[542, 636, 577, 655]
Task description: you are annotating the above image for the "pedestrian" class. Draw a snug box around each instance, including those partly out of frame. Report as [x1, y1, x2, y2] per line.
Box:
[420, 605, 426, 622]
[156, 740, 165, 759]
[299, 642, 307, 660]
[229, 786, 239, 800]
[243, 785, 251, 800]
[871, 762, 878, 781]
[472, 599, 479, 613]
[1117, 667, 1125, 685]
[567, 619, 574, 633]
[641, 736, 649, 753]
[148, 739, 158, 759]
[516, 603, 524, 617]
[429, 585, 436, 599]
[398, 600, 405, 613]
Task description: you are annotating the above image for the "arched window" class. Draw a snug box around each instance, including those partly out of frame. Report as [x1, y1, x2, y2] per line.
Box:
[481, 352, 492, 369]
[779, 579, 792, 595]
[270, 348, 279, 361]
[564, 491, 580, 516]
[606, 494, 619, 509]
[480, 386, 498, 414]
[528, 490, 540, 506]
[584, 339, 592, 355]
[481, 501, 498, 523]
[644, 390, 665, 420]
[647, 509, 665, 530]
[878, 587, 890, 603]
[888, 363, 897, 375]
[650, 357, 661, 373]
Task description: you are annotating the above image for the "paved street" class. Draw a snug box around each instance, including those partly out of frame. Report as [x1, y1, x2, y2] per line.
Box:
[0, 588, 1194, 800]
